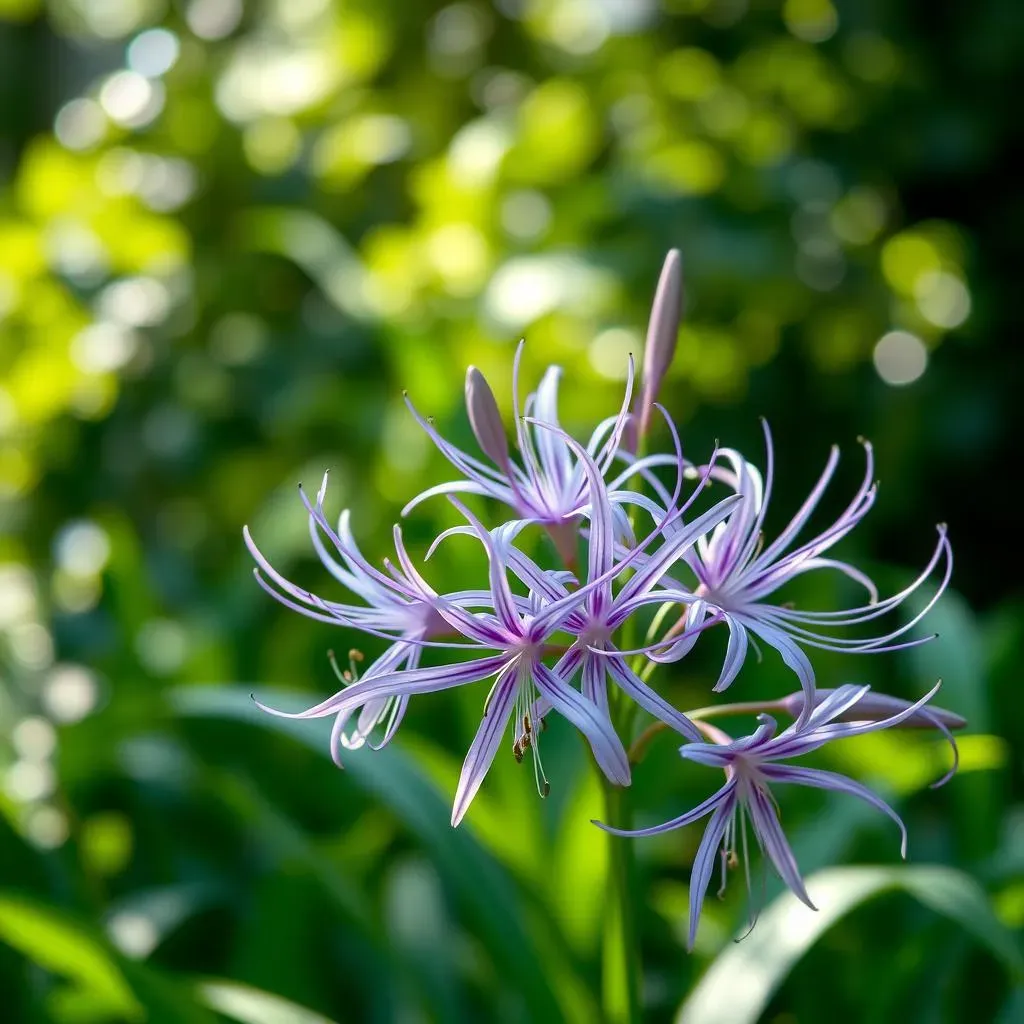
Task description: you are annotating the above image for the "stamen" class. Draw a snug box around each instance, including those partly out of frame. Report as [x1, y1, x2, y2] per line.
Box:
[717, 848, 729, 899]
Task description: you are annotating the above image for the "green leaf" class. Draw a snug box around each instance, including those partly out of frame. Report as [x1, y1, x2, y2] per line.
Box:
[677, 865, 1024, 1024]
[0, 894, 143, 1020]
[196, 980, 338, 1024]
[171, 685, 588, 1023]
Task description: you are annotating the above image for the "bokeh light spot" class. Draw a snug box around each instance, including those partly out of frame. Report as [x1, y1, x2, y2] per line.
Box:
[186, 0, 243, 40]
[12, 717, 57, 762]
[873, 330, 927, 386]
[783, 0, 838, 43]
[55, 520, 112, 576]
[54, 99, 106, 151]
[915, 271, 971, 329]
[43, 664, 100, 723]
[128, 28, 180, 78]
[588, 328, 639, 381]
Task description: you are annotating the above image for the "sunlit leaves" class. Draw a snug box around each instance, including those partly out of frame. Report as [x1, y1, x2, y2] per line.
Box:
[0, 895, 144, 1020]
[678, 866, 1024, 1024]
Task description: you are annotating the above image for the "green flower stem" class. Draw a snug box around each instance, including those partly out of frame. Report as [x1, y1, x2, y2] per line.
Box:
[628, 699, 789, 763]
[601, 765, 641, 1024]
[600, 433, 648, 1024]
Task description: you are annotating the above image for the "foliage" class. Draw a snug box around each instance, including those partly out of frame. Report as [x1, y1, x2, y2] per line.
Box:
[1, 1, 1021, 1022]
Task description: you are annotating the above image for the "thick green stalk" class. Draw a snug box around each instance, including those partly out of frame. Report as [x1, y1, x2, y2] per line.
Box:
[601, 764, 641, 1024]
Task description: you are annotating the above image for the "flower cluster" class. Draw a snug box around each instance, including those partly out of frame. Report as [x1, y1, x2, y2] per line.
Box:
[244, 251, 961, 946]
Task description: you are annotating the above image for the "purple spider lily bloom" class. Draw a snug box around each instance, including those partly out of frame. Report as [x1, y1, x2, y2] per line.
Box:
[244, 473, 504, 761]
[643, 422, 952, 719]
[514, 412, 741, 740]
[425, 406, 740, 741]
[402, 341, 671, 565]
[596, 681, 944, 949]
[253, 489, 642, 826]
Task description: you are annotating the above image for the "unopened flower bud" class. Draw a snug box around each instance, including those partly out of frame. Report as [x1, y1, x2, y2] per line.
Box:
[781, 687, 966, 731]
[634, 248, 684, 441]
[465, 366, 510, 468]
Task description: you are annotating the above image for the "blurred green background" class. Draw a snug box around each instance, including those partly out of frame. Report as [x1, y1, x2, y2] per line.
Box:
[1, 1, 1022, 1022]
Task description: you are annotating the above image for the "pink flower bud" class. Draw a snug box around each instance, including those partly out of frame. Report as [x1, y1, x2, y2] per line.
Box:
[465, 366, 510, 468]
[634, 248, 684, 440]
[782, 687, 966, 731]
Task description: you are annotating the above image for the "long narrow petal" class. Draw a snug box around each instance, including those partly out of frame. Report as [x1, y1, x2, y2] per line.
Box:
[404, 391, 509, 484]
[254, 654, 509, 720]
[593, 778, 736, 838]
[604, 654, 702, 741]
[581, 652, 610, 718]
[525, 417, 615, 587]
[712, 615, 748, 693]
[252, 569, 359, 626]
[451, 670, 518, 826]
[744, 782, 816, 909]
[585, 354, 634, 476]
[753, 445, 840, 566]
[779, 684, 871, 733]
[301, 486, 416, 599]
[530, 366, 573, 489]
[402, 479, 504, 517]
[534, 662, 630, 785]
[740, 617, 817, 726]
[617, 494, 742, 605]
[687, 793, 738, 950]
[447, 498, 522, 635]
[761, 765, 908, 857]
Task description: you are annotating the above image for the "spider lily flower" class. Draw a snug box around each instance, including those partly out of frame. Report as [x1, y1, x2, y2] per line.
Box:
[243, 473, 504, 760]
[402, 341, 672, 564]
[596, 681, 943, 949]
[425, 407, 740, 742]
[254, 492, 640, 827]
[521, 413, 740, 740]
[644, 422, 952, 718]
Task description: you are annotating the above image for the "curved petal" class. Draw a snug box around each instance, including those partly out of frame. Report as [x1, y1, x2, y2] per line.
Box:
[534, 662, 630, 786]
[402, 479, 504, 517]
[604, 654, 702, 741]
[744, 782, 816, 909]
[740, 617, 817, 727]
[593, 778, 736, 839]
[687, 792, 738, 950]
[254, 654, 509, 721]
[451, 671, 518, 826]
[711, 615, 749, 693]
[761, 764, 907, 857]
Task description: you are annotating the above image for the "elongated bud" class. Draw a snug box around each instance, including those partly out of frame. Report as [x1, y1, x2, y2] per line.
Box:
[465, 366, 510, 468]
[781, 688, 967, 731]
[635, 248, 683, 440]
